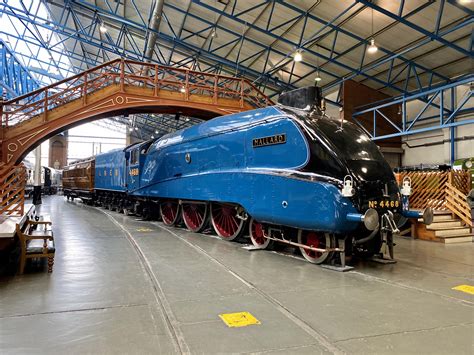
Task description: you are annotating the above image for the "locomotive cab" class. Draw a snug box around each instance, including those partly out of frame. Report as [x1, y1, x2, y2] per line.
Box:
[125, 140, 155, 192]
[125, 144, 141, 191]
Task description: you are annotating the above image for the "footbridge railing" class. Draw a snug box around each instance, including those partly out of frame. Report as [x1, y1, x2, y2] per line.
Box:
[1, 58, 273, 128]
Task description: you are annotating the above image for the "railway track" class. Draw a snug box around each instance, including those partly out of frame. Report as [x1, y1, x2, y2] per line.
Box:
[99, 208, 344, 355]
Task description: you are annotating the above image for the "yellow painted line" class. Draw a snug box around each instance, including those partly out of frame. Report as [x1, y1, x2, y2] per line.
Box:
[219, 312, 261, 328]
[452, 285, 474, 295]
[137, 228, 154, 232]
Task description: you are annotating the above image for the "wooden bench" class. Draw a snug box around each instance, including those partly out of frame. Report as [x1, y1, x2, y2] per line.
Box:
[16, 219, 55, 274]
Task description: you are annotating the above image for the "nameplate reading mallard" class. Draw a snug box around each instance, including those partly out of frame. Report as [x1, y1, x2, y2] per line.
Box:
[253, 134, 287, 148]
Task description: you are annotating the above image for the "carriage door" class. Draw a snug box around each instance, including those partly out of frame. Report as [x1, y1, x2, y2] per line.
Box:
[127, 147, 140, 192]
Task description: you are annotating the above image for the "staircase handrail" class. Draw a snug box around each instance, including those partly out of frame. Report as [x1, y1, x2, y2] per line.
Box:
[0, 164, 26, 216]
[445, 182, 473, 227]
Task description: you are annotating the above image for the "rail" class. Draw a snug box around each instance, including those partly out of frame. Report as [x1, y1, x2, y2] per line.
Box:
[0, 164, 26, 216]
[445, 182, 473, 227]
[1, 58, 273, 127]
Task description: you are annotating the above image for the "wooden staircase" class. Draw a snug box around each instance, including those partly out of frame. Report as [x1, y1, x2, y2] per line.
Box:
[0, 164, 26, 217]
[400, 170, 473, 244]
[415, 212, 473, 244]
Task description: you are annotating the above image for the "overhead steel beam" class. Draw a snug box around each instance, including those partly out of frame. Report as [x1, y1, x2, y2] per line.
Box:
[270, 0, 452, 90]
[36, 0, 288, 93]
[293, 1, 435, 88]
[0, 39, 39, 99]
[356, 0, 471, 57]
[191, 0, 451, 97]
[352, 76, 473, 141]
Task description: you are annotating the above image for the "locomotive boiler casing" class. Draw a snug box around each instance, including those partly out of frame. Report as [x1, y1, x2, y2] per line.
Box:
[133, 106, 361, 234]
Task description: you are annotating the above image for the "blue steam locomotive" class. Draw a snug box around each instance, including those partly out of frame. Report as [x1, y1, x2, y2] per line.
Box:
[64, 88, 432, 267]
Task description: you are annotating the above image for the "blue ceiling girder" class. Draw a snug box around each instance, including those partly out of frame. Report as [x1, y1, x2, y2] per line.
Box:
[352, 76, 474, 141]
[0, 0, 75, 85]
[189, 0, 452, 96]
[323, 11, 472, 93]
[0, 39, 39, 99]
[2, 0, 468, 103]
[0, 0, 290, 97]
[63, 0, 295, 93]
[0, 0, 471, 139]
[0, 30, 98, 77]
[357, 0, 472, 58]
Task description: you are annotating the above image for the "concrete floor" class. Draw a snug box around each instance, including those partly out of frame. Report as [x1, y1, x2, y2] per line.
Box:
[1, 196, 473, 354]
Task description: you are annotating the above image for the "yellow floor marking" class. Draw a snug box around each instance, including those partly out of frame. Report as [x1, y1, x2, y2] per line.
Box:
[137, 228, 154, 232]
[452, 285, 474, 295]
[219, 312, 261, 328]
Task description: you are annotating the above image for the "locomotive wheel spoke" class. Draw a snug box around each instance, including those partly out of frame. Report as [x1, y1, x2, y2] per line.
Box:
[210, 203, 245, 241]
[182, 202, 209, 233]
[249, 218, 272, 249]
[160, 201, 180, 226]
[297, 230, 332, 264]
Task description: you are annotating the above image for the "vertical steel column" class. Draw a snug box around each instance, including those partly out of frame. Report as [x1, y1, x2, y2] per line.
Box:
[33, 145, 42, 205]
[450, 127, 455, 165]
[450, 87, 456, 165]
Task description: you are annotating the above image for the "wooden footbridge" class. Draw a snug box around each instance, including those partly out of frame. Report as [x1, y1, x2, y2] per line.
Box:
[0, 58, 273, 215]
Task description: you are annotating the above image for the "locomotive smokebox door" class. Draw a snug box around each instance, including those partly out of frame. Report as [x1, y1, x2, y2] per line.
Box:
[277, 86, 322, 110]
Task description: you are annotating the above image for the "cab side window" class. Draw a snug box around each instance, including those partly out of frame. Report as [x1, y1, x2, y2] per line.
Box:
[130, 149, 139, 165]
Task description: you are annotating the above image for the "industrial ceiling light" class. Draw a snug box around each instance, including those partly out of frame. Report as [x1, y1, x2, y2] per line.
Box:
[99, 24, 108, 33]
[210, 28, 217, 38]
[294, 50, 303, 62]
[134, 127, 138, 131]
[154, 129, 158, 134]
[180, 86, 186, 93]
[458, 0, 473, 4]
[315, 70, 322, 82]
[367, 38, 378, 54]
[151, 135, 155, 139]
[314, 46, 322, 83]
[367, 8, 378, 54]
